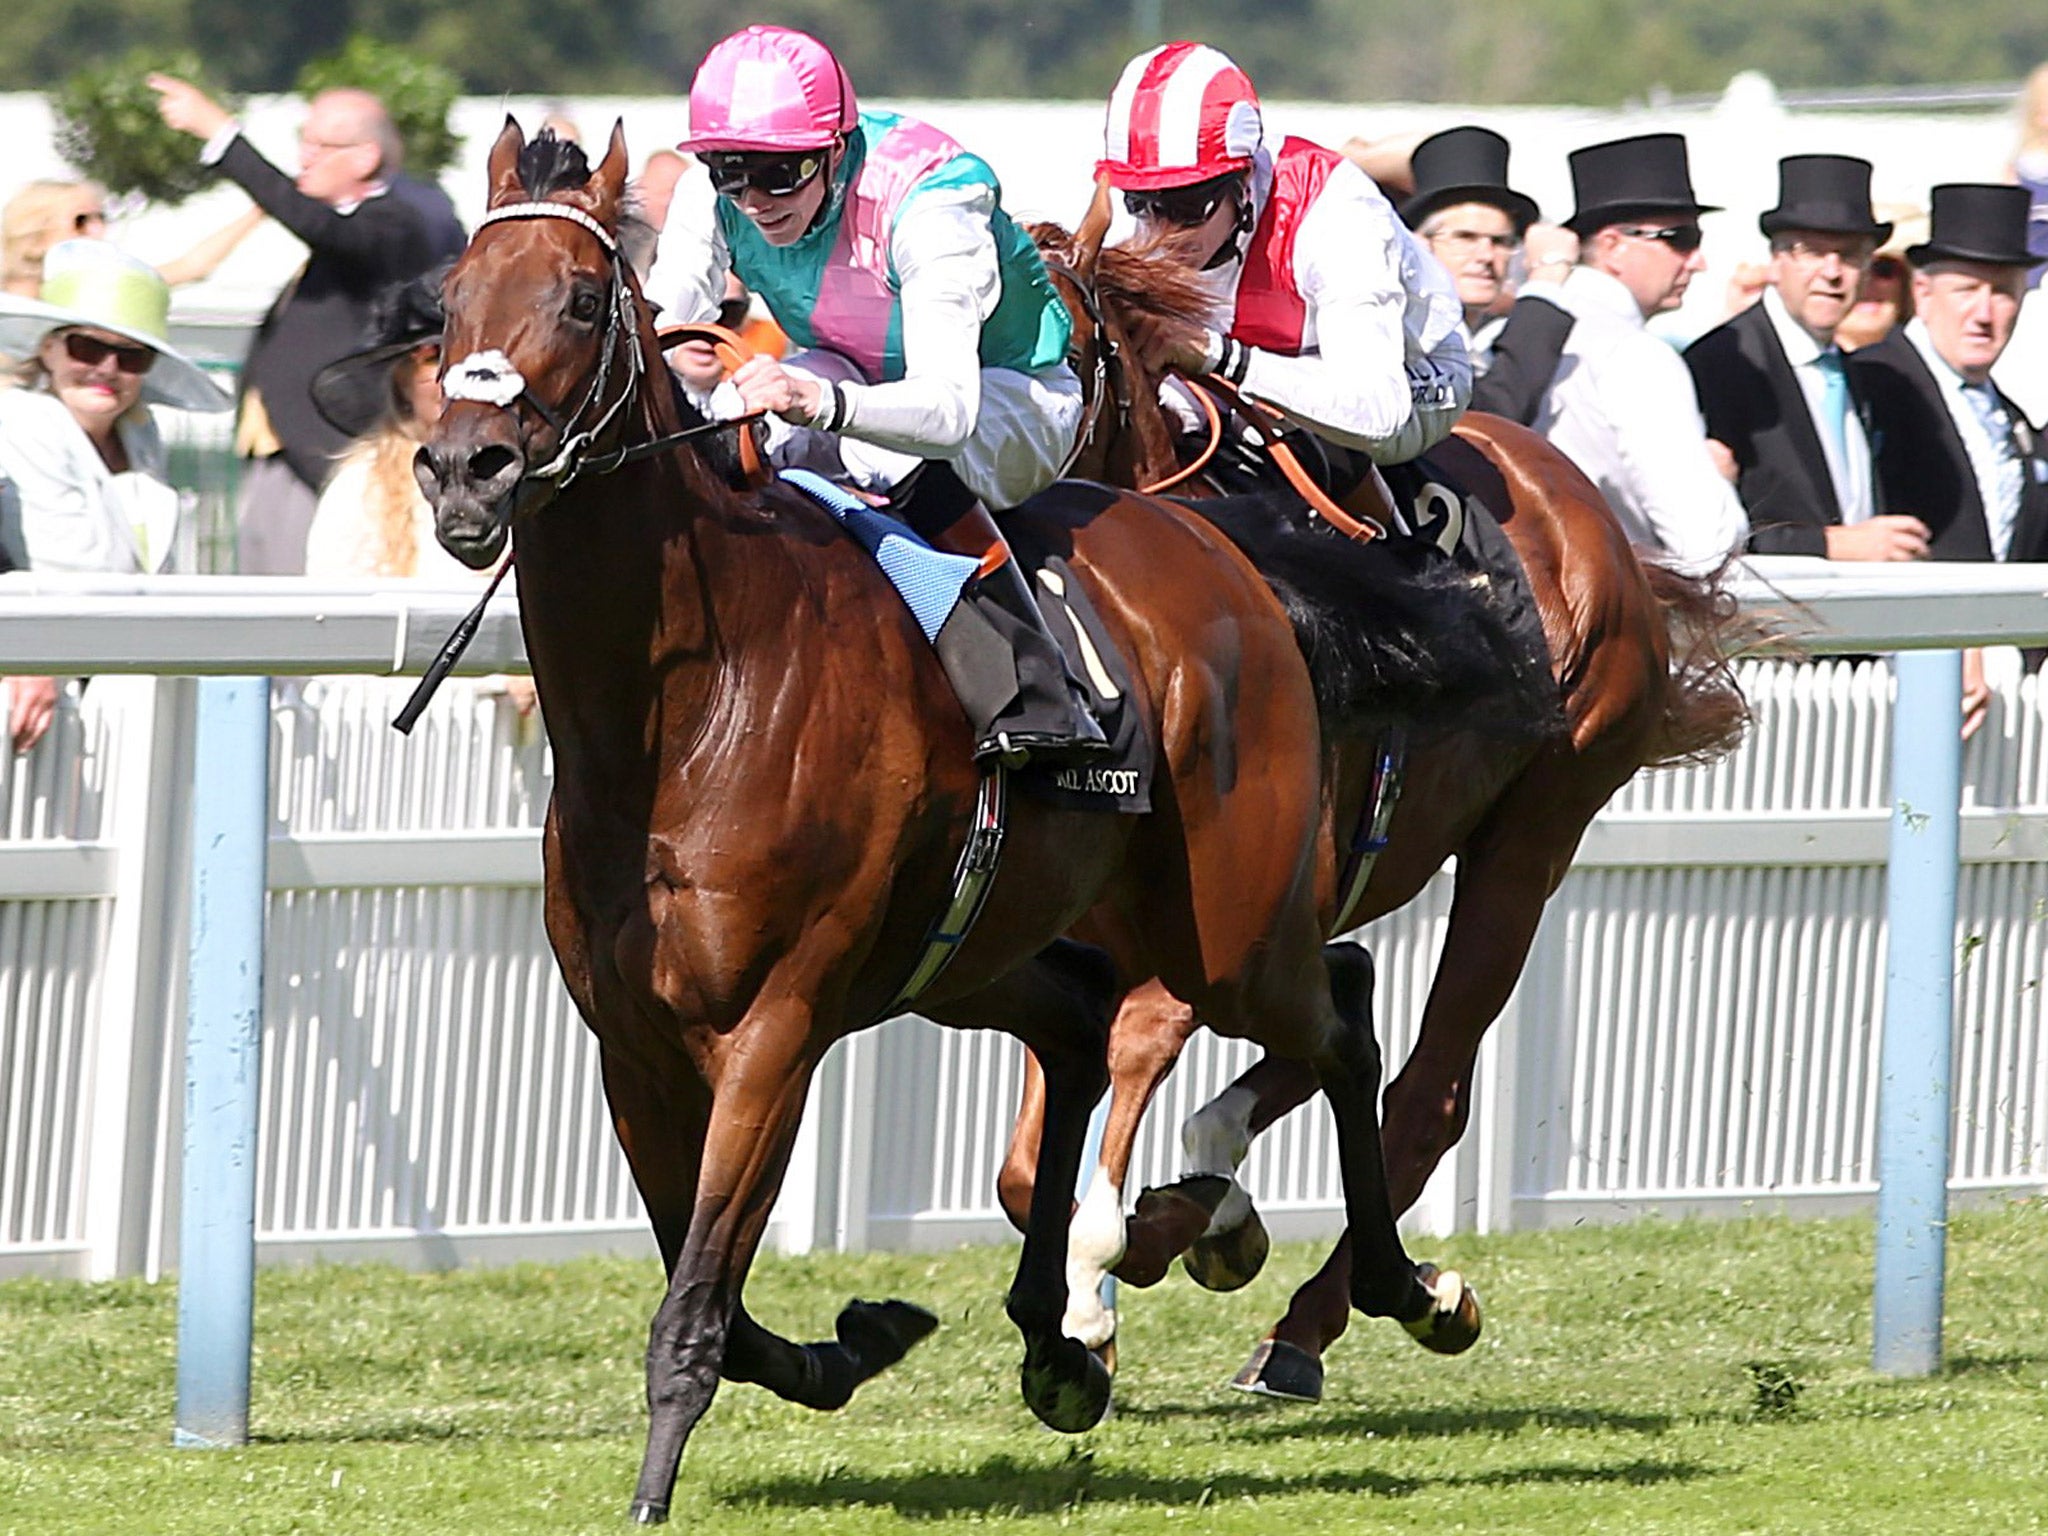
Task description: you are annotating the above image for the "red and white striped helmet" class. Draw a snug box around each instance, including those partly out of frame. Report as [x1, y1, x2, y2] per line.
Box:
[1097, 42, 1263, 192]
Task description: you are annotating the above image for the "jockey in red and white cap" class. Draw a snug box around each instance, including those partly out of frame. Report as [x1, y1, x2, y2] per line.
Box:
[646, 25, 1108, 765]
[1100, 42, 1470, 466]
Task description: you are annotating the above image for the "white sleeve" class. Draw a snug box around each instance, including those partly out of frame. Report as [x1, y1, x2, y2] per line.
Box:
[642, 164, 732, 326]
[1237, 169, 1471, 462]
[833, 179, 998, 457]
[1607, 333, 1750, 571]
[0, 398, 122, 573]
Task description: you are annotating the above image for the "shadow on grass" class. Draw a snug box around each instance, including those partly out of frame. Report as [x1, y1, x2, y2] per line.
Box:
[1942, 1351, 2048, 1378]
[1115, 1398, 1676, 1440]
[724, 1450, 1709, 1514]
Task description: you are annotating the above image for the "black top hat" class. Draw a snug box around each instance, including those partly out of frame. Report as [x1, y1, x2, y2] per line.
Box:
[1758, 155, 1891, 242]
[1564, 132, 1720, 235]
[1905, 183, 2040, 268]
[310, 262, 451, 438]
[1401, 126, 1540, 233]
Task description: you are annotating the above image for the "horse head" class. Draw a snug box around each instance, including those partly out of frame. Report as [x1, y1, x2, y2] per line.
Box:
[418, 116, 642, 568]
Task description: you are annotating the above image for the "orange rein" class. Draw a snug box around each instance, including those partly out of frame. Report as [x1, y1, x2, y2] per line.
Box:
[1139, 379, 1224, 495]
[656, 321, 768, 488]
[1192, 373, 1387, 544]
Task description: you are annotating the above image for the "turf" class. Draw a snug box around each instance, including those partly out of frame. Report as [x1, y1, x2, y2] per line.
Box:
[4, 1204, 2045, 1534]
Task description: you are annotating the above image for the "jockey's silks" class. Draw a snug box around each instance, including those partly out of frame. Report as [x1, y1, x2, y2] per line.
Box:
[1230, 137, 1341, 355]
[717, 110, 1071, 384]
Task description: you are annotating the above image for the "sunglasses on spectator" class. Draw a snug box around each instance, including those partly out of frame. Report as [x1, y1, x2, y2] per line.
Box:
[1618, 223, 1703, 254]
[702, 151, 828, 199]
[61, 331, 155, 375]
[73, 209, 107, 233]
[1123, 178, 1239, 228]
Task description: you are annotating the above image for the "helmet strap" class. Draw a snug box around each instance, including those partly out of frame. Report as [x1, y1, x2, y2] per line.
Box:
[1201, 175, 1256, 271]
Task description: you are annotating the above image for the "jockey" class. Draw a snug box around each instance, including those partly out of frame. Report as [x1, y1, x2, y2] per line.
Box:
[646, 24, 1107, 766]
[1098, 42, 1471, 486]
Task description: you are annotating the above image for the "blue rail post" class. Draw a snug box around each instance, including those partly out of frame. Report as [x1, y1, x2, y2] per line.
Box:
[1872, 649, 1962, 1377]
[174, 677, 271, 1446]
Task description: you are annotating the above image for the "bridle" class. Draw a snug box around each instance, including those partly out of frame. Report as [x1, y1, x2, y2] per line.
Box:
[446, 199, 760, 496]
[1039, 254, 1130, 483]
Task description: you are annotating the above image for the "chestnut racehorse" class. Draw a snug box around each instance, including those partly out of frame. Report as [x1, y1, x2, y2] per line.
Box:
[1007, 208, 1751, 1400]
[419, 122, 1514, 1521]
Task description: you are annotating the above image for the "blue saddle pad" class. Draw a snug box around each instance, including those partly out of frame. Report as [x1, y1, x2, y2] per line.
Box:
[779, 468, 979, 643]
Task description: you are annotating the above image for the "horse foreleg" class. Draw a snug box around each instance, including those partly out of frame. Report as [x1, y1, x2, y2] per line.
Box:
[1175, 1050, 1319, 1291]
[934, 938, 1115, 1433]
[1092, 981, 1201, 1289]
[997, 1051, 1047, 1235]
[630, 1027, 820, 1525]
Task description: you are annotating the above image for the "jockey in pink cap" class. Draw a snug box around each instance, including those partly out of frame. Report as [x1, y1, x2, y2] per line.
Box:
[1098, 42, 1470, 490]
[647, 24, 1106, 766]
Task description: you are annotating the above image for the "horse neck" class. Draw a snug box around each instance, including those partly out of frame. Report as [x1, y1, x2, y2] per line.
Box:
[512, 371, 758, 802]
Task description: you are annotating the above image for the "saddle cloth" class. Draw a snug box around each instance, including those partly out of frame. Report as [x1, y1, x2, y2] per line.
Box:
[779, 469, 1154, 813]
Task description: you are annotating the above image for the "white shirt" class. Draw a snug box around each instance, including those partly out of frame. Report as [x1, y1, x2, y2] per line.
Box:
[645, 162, 1005, 460]
[0, 390, 180, 573]
[306, 442, 481, 582]
[1905, 318, 2025, 561]
[1759, 288, 1873, 525]
[1533, 266, 1749, 571]
[1195, 136, 1471, 463]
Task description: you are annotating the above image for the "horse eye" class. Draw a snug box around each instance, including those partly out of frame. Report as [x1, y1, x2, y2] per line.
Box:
[569, 289, 603, 323]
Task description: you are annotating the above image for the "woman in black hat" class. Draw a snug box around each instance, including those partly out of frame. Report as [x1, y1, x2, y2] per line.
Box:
[302, 264, 475, 581]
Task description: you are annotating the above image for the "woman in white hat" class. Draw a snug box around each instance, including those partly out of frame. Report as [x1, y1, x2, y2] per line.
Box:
[0, 239, 231, 750]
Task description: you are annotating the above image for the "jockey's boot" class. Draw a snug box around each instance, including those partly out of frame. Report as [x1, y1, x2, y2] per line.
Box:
[905, 467, 1113, 768]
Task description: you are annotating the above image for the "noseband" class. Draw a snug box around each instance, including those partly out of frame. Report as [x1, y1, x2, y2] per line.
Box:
[447, 200, 753, 494]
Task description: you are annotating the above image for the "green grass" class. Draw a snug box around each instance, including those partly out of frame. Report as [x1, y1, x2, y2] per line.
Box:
[5, 1206, 2047, 1534]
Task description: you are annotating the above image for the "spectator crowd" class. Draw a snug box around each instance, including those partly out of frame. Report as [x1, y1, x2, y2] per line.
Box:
[3, 58, 2047, 752]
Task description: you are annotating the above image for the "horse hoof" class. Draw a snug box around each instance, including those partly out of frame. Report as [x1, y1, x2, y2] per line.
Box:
[1228, 1338, 1324, 1403]
[1022, 1335, 1113, 1433]
[1400, 1264, 1482, 1356]
[630, 1499, 670, 1524]
[1183, 1202, 1270, 1292]
[1114, 1178, 1228, 1286]
[837, 1298, 940, 1377]
[1091, 1334, 1118, 1380]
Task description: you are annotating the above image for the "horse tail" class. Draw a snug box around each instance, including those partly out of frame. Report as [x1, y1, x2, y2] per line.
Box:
[1186, 494, 1564, 744]
[1639, 557, 1756, 768]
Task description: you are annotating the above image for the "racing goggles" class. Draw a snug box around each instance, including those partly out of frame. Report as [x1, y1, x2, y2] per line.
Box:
[1122, 175, 1242, 229]
[702, 150, 829, 200]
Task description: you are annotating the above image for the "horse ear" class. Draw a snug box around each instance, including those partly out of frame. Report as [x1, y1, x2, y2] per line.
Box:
[486, 117, 526, 208]
[588, 120, 631, 219]
[1074, 174, 1114, 284]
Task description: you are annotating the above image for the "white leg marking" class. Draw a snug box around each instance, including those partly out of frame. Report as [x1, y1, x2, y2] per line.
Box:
[1181, 1084, 1258, 1177]
[1061, 1171, 1125, 1349]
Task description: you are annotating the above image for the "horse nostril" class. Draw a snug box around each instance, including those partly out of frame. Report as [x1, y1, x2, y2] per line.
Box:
[468, 444, 518, 484]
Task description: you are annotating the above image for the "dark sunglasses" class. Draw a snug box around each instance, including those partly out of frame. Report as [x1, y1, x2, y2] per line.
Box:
[702, 150, 827, 199]
[1618, 222, 1704, 254]
[1123, 178, 1239, 229]
[62, 331, 155, 375]
[73, 209, 107, 233]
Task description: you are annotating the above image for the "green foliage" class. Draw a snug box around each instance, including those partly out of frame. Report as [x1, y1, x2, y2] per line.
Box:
[49, 48, 234, 206]
[297, 33, 461, 176]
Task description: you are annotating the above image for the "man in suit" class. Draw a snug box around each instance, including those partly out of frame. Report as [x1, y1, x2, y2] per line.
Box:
[1688, 156, 1931, 561]
[1853, 182, 2048, 729]
[1529, 133, 1748, 571]
[151, 75, 435, 574]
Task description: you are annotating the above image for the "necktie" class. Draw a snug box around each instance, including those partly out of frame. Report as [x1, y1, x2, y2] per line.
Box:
[1813, 348, 1850, 470]
[1963, 383, 2024, 560]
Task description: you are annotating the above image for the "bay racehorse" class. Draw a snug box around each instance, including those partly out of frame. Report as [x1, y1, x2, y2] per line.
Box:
[1004, 205, 1752, 1399]
[417, 121, 1520, 1519]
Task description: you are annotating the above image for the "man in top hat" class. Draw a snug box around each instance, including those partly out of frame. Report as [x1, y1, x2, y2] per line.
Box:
[1850, 184, 2048, 565]
[1685, 156, 1927, 560]
[1399, 125, 1570, 426]
[1530, 133, 1748, 571]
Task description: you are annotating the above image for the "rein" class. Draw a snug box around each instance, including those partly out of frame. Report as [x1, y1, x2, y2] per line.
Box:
[1041, 256, 1127, 482]
[1193, 373, 1388, 543]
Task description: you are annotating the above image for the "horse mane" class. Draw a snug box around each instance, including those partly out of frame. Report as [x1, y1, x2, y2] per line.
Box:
[1030, 223, 1217, 334]
[516, 130, 592, 199]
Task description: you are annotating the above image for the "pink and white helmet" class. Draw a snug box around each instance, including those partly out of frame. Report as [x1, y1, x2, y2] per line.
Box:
[1097, 42, 1263, 192]
[678, 25, 857, 155]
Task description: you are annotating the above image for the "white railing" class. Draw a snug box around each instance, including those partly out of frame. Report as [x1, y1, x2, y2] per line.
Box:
[1, 566, 2045, 1280]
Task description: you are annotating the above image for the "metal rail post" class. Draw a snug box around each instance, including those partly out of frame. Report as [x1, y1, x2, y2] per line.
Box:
[1872, 649, 1962, 1377]
[173, 677, 271, 1445]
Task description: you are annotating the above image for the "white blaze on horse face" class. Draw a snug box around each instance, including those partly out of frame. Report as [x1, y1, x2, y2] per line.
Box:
[1061, 1172, 1125, 1350]
[442, 349, 527, 408]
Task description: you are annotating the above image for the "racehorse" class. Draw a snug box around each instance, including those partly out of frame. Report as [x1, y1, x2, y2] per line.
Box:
[1009, 203, 1753, 1400]
[417, 120, 1512, 1520]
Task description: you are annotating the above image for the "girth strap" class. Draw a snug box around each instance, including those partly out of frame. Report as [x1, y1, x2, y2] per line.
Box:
[1333, 728, 1406, 934]
[888, 766, 1009, 1013]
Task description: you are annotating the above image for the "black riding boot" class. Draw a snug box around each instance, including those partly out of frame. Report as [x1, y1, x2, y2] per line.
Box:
[901, 464, 1112, 768]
